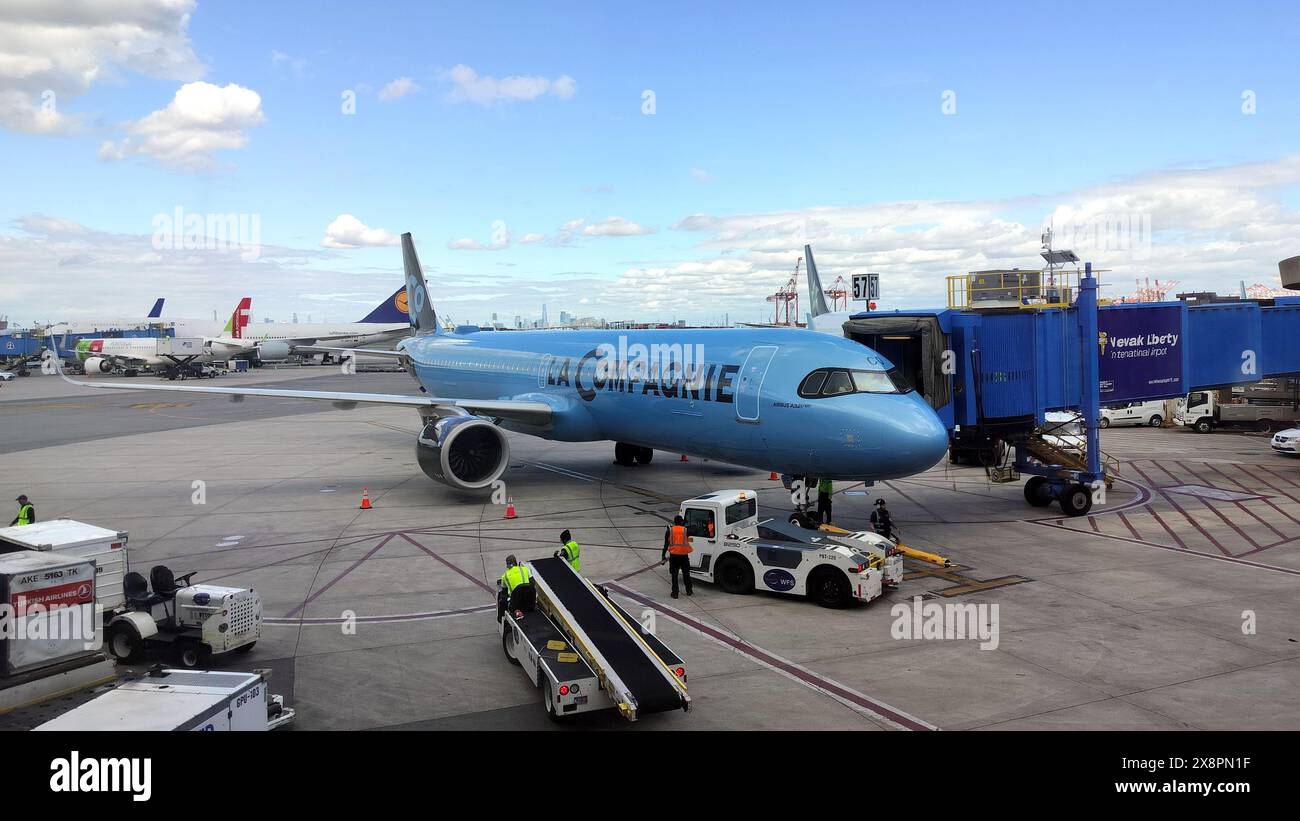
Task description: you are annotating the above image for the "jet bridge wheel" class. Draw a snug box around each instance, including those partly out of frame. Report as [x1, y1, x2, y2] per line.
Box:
[1058, 483, 1094, 517]
[1023, 477, 1053, 507]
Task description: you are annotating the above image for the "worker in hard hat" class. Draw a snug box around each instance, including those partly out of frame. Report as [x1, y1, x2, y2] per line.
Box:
[816, 478, 833, 525]
[11, 494, 34, 526]
[497, 554, 531, 621]
[660, 515, 693, 599]
[555, 529, 581, 572]
[870, 498, 895, 541]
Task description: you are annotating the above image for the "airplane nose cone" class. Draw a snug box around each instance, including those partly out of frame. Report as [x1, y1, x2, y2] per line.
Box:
[888, 394, 949, 474]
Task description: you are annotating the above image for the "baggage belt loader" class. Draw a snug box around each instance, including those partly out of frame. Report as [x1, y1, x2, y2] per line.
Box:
[498, 557, 689, 722]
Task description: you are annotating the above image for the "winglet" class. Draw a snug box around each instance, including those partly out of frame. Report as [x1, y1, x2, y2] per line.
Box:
[805, 245, 831, 318]
[402, 233, 438, 335]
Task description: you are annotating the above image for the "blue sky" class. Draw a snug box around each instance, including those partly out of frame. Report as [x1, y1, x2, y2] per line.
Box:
[2, 0, 1299, 326]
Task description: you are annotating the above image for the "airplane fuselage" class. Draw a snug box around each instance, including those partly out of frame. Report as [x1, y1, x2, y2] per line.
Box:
[398, 327, 949, 480]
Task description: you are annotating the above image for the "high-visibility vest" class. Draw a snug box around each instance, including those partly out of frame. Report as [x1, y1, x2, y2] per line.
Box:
[15, 504, 33, 526]
[667, 525, 692, 555]
[562, 540, 581, 571]
[501, 564, 531, 592]
[818, 479, 833, 495]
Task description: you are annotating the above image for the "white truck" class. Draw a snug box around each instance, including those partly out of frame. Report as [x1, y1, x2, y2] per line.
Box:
[676, 490, 892, 607]
[34, 668, 294, 731]
[1177, 389, 1300, 433]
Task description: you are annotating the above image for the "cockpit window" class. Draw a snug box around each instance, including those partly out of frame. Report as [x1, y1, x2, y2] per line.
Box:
[798, 370, 827, 396]
[822, 371, 855, 396]
[798, 367, 902, 399]
[887, 367, 914, 394]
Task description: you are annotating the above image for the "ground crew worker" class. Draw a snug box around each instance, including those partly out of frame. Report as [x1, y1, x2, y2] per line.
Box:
[660, 515, 693, 599]
[11, 494, 34, 526]
[556, 529, 581, 572]
[497, 554, 531, 620]
[870, 498, 895, 541]
[817, 478, 833, 524]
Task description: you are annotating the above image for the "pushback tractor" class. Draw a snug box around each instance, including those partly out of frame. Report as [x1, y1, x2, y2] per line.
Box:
[499, 557, 690, 722]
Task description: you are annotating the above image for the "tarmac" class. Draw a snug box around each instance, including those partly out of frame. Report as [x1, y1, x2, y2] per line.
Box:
[2, 366, 1299, 730]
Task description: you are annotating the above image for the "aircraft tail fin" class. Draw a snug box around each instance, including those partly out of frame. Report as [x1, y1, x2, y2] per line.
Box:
[401, 233, 438, 335]
[223, 297, 251, 339]
[805, 245, 831, 317]
[357, 286, 409, 324]
[147, 298, 165, 318]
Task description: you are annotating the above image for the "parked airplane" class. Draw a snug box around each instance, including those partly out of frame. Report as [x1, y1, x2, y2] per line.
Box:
[238, 287, 412, 361]
[73, 298, 254, 377]
[61, 235, 949, 491]
[41, 298, 167, 335]
[803, 245, 858, 333]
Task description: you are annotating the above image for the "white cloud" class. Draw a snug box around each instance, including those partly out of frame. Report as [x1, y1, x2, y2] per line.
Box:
[98, 81, 266, 171]
[439, 64, 576, 105]
[321, 214, 399, 249]
[691, 167, 713, 183]
[519, 233, 546, 244]
[581, 217, 656, 237]
[0, 0, 203, 134]
[378, 76, 418, 101]
[270, 49, 310, 79]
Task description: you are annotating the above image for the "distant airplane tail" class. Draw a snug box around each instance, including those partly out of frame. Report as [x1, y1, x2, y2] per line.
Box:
[357, 286, 409, 324]
[222, 297, 252, 339]
[805, 245, 831, 318]
[401, 233, 438, 335]
[147, 298, 165, 318]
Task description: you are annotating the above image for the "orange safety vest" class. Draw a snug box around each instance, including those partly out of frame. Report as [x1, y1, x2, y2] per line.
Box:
[667, 525, 692, 555]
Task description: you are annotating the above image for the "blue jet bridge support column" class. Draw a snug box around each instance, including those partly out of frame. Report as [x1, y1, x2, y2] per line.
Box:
[1078, 263, 1103, 485]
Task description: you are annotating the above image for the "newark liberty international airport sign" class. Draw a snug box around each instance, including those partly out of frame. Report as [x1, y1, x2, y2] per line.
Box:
[1097, 303, 1186, 402]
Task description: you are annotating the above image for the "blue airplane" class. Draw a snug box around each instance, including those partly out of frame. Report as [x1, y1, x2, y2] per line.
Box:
[62, 235, 949, 495]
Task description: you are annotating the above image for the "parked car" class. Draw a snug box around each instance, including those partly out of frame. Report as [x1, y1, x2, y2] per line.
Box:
[1271, 428, 1300, 455]
[1100, 400, 1167, 428]
[0, 370, 15, 381]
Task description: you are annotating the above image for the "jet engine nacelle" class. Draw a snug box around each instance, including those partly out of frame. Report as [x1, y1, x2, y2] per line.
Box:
[83, 356, 112, 374]
[416, 416, 510, 490]
[256, 341, 291, 361]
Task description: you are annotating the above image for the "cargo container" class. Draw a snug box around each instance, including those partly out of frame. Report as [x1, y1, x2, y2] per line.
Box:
[0, 551, 100, 676]
[0, 519, 128, 611]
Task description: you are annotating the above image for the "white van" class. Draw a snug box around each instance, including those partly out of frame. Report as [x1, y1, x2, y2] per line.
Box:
[1100, 400, 1167, 428]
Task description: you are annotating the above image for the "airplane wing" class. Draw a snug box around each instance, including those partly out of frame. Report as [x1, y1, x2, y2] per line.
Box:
[57, 370, 553, 425]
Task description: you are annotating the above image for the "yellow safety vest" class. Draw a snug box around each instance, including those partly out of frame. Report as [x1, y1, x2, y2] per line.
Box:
[15, 504, 33, 526]
[562, 540, 581, 571]
[501, 564, 531, 592]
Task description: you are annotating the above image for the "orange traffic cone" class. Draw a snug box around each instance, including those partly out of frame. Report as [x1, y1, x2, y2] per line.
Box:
[769, 471, 779, 481]
[359, 487, 372, 510]
[504, 497, 517, 519]
[680, 454, 689, 462]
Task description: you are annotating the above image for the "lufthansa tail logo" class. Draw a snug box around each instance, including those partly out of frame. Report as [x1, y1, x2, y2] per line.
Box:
[395, 290, 409, 315]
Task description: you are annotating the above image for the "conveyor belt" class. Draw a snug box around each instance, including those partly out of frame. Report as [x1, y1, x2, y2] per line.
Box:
[529, 557, 687, 716]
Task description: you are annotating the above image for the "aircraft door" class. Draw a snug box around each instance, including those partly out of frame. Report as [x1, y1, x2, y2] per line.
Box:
[735, 345, 778, 422]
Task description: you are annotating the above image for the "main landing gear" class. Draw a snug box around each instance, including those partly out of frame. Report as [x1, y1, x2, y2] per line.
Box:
[613, 442, 654, 466]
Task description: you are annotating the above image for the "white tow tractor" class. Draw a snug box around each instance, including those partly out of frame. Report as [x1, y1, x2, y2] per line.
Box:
[106, 565, 262, 668]
[676, 489, 888, 607]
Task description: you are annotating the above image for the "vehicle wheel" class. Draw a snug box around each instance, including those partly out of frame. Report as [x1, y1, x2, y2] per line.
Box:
[1098, 417, 1110, 429]
[178, 644, 213, 669]
[502, 629, 520, 666]
[809, 568, 851, 609]
[613, 442, 635, 466]
[108, 623, 144, 662]
[1195, 419, 1213, 434]
[635, 446, 654, 465]
[1023, 476, 1053, 507]
[1148, 415, 1163, 428]
[787, 512, 817, 529]
[542, 678, 561, 723]
[1059, 483, 1094, 517]
[1256, 419, 1274, 434]
[234, 641, 256, 654]
[716, 555, 754, 595]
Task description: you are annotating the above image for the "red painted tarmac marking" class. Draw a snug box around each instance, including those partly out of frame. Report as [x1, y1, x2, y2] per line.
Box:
[400, 533, 495, 594]
[283, 533, 396, 618]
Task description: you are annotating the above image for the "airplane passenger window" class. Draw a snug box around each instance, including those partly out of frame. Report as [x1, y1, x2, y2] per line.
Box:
[822, 371, 855, 396]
